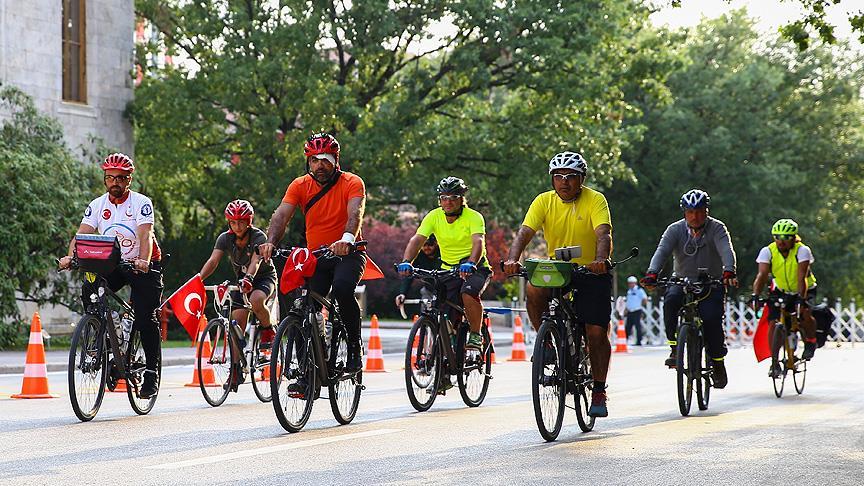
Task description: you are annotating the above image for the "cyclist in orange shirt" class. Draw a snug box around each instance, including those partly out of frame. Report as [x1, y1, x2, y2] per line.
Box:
[259, 133, 367, 371]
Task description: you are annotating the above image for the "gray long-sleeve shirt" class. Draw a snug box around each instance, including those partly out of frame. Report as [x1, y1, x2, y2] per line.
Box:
[647, 216, 736, 279]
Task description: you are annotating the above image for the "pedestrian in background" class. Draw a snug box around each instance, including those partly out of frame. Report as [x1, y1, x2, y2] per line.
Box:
[625, 276, 648, 345]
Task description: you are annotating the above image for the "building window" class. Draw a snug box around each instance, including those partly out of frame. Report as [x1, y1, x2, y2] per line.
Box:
[62, 0, 86, 103]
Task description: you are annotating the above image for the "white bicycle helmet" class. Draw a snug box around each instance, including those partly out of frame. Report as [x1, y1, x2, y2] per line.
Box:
[548, 151, 588, 175]
[679, 189, 710, 210]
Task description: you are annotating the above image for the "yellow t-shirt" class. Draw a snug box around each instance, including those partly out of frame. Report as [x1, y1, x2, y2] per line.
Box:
[522, 187, 612, 264]
[417, 207, 487, 269]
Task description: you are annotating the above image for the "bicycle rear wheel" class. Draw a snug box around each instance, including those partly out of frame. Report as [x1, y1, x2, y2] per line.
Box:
[532, 319, 566, 442]
[251, 324, 273, 403]
[271, 315, 316, 432]
[456, 323, 492, 407]
[676, 324, 694, 416]
[573, 329, 595, 432]
[199, 318, 234, 407]
[328, 324, 362, 424]
[404, 316, 440, 412]
[68, 315, 107, 422]
[793, 333, 807, 394]
[126, 327, 161, 415]
[695, 332, 710, 411]
[771, 324, 787, 398]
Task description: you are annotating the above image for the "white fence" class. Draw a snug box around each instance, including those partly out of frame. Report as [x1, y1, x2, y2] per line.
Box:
[626, 297, 864, 346]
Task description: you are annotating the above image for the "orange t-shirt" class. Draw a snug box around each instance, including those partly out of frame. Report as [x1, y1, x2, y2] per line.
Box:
[282, 172, 365, 249]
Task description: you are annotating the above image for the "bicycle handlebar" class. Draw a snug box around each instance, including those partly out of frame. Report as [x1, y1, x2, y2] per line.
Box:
[500, 246, 640, 279]
[265, 240, 368, 259]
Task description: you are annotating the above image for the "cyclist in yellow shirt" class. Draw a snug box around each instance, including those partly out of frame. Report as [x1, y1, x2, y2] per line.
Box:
[752, 218, 819, 368]
[504, 151, 613, 418]
[398, 177, 491, 351]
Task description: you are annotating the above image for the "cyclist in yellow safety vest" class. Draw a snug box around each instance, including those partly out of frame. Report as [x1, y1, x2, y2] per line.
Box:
[752, 218, 819, 369]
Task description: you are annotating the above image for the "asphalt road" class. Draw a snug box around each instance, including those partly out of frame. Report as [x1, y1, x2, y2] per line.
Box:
[1, 343, 862, 485]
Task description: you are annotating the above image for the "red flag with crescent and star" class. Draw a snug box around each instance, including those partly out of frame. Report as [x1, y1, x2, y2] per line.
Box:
[280, 248, 318, 294]
[163, 273, 207, 339]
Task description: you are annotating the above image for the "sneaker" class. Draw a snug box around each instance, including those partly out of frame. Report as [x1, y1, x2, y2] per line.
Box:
[542, 342, 557, 365]
[466, 332, 483, 350]
[346, 341, 363, 373]
[802, 342, 816, 360]
[106, 359, 121, 391]
[664, 347, 677, 368]
[223, 363, 245, 392]
[711, 359, 728, 389]
[768, 362, 783, 378]
[258, 326, 275, 350]
[437, 376, 455, 395]
[588, 390, 608, 417]
[286, 377, 309, 398]
[139, 370, 158, 399]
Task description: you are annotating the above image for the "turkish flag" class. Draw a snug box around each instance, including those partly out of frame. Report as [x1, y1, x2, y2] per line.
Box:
[163, 274, 207, 339]
[361, 257, 385, 281]
[753, 305, 772, 362]
[280, 248, 318, 294]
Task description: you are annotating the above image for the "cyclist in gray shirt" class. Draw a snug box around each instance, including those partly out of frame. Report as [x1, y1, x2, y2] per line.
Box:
[641, 190, 738, 388]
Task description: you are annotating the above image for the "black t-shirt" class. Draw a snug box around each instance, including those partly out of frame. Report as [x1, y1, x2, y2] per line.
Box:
[214, 227, 276, 279]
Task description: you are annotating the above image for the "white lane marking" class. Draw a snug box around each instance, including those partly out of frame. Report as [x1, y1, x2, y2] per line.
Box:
[147, 428, 401, 470]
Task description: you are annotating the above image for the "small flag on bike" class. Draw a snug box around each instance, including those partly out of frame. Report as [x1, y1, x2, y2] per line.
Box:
[280, 248, 318, 294]
[360, 258, 385, 281]
[753, 304, 771, 362]
[163, 273, 207, 339]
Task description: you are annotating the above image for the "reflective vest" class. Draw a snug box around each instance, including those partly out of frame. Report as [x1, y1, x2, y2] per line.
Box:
[768, 241, 816, 292]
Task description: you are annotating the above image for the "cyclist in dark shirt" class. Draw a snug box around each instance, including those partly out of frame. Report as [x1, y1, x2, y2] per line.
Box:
[395, 235, 441, 307]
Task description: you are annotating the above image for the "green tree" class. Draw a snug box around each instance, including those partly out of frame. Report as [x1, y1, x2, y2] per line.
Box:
[132, 0, 654, 288]
[0, 86, 100, 345]
[610, 11, 864, 298]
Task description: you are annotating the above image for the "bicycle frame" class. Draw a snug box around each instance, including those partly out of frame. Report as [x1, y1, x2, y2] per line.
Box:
[770, 293, 803, 368]
[204, 282, 257, 365]
[80, 270, 136, 379]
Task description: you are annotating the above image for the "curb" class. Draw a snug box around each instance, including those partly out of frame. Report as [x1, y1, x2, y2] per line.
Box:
[0, 357, 196, 375]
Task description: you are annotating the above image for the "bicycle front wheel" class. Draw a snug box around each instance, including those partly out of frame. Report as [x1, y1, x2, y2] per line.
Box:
[532, 319, 566, 442]
[456, 323, 492, 408]
[695, 331, 710, 411]
[271, 315, 316, 432]
[676, 324, 694, 416]
[771, 324, 787, 398]
[404, 316, 440, 412]
[573, 328, 595, 433]
[126, 327, 161, 415]
[199, 318, 234, 407]
[793, 333, 807, 394]
[68, 315, 107, 422]
[251, 324, 273, 403]
[328, 324, 362, 424]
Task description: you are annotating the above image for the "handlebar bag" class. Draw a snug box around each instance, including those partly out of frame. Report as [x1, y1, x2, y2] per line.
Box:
[75, 234, 120, 275]
[525, 259, 573, 288]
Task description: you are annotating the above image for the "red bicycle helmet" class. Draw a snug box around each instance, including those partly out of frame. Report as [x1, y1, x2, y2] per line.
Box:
[304, 133, 340, 167]
[101, 153, 135, 173]
[224, 199, 254, 221]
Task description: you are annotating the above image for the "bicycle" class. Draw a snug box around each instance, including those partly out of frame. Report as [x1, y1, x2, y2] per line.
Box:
[657, 275, 723, 416]
[196, 281, 275, 406]
[269, 243, 366, 432]
[508, 247, 638, 441]
[399, 267, 494, 412]
[759, 292, 808, 397]
[64, 234, 163, 422]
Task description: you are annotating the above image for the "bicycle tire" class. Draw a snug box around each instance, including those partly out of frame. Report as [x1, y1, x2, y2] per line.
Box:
[328, 324, 362, 424]
[199, 318, 234, 407]
[251, 322, 273, 403]
[456, 322, 492, 408]
[532, 319, 566, 441]
[771, 323, 787, 398]
[126, 327, 161, 415]
[270, 314, 316, 432]
[404, 316, 440, 412]
[793, 334, 807, 394]
[68, 315, 107, 422]
[695, 331, 710, 411]
[573, 328, 595, 432]
[676, 324, 694, 416]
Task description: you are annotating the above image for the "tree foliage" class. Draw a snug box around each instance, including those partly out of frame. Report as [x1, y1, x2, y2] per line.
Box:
[0, 86, 100, 337]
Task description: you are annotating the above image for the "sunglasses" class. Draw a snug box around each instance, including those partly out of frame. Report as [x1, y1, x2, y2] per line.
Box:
[552, 173, 583, 182]
[772, 234, 795, 241]
[104, 174, 131, 183]
[438, 194, 462, 201]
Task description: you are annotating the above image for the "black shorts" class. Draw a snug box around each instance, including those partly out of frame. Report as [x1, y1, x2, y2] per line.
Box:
[230, 273, 277, 308]
[767, 288, 817, 321]
[567, 272, 613, 329]
[441, 266, 492, 305]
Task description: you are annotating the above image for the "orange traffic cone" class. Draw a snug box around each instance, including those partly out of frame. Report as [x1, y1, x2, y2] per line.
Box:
[508, 315, 527, 361]
[186, 316, 217, 387]
[614, 319, 629, 353]
[486, 317, 496, 364]
[12, 312, 58, 399]
[107, 378, 128, 393]
[364, 314, 386, 372]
